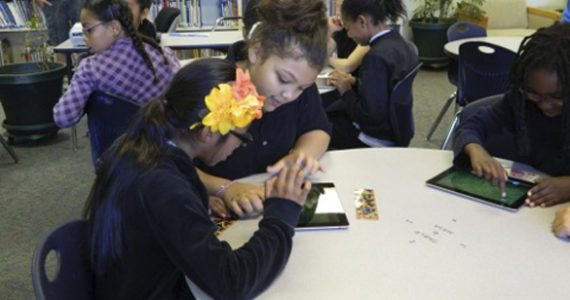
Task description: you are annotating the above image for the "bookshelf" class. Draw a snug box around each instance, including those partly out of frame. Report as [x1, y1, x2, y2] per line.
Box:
[149, 0, 244, 31]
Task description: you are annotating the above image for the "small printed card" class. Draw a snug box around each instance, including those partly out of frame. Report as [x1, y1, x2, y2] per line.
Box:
[213, 218, 235, 236]
[505, 168, 541, 183]
[354, 188, 378, 220]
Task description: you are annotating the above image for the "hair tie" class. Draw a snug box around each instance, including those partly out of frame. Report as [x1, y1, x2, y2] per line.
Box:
[248, 22, 261, 40]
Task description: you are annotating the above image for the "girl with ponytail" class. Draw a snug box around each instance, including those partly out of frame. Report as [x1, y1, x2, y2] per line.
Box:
[53, 0, 179, 128]
[83, 58, 311, 299]
[199, 0, 333, 219]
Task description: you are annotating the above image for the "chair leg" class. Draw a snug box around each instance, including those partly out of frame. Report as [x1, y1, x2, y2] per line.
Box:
[0, 134, 18, 163]
[71, 126, 79, 151]
[426, 91, 456, 141]
[440, 114, 459, 150]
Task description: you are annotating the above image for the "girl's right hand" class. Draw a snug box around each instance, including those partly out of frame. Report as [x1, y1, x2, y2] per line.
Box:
[552, 206, 570, 238]
[265, 164, 311, 207]
[328, 16, 343, 33]
[465, 143, 507, 196]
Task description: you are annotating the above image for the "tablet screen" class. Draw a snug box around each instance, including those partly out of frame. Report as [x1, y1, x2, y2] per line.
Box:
[426, 167, 533, 211]
[296, 183, 349, 230]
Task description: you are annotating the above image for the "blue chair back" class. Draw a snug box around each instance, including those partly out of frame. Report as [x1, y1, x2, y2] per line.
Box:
[447, 22, 487, 42]
[31, 220, 94, 300]
[389, 62, 422, 147]
[86, 91, 141, 166]
[155, 7, 181, 33]
[446, 22, 486, 86]
[457, 41, 515, 106]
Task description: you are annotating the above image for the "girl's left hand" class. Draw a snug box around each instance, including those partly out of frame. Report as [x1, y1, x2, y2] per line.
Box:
[552, 206, 570, 238]
[525, 176, 570, 207]
[267, 150, 323, 176]
[208, 196, 228, 218]
[328, 70, 355, 95]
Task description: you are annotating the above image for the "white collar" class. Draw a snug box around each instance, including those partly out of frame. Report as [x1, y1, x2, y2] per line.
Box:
[369, 29, 391, 44]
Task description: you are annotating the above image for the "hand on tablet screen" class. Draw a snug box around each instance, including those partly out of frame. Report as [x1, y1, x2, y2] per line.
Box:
[265, 164, 311, 207]
[465, 143, 508, 198]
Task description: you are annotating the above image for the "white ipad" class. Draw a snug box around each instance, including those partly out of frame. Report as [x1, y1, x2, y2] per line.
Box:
[296, 182, 349, 231]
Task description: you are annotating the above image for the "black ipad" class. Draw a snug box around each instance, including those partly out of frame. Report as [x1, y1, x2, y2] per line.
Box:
[426, 167, 533, 212]
[296, 182, 349, 231]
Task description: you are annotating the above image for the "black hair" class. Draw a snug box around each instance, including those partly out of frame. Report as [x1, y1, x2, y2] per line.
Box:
[247, 0, 328, 70]
[509, 23, 570, 155]
[341, 0, 405, 25]
[83, 58, 236, 275]
[83, 0, 167, 83]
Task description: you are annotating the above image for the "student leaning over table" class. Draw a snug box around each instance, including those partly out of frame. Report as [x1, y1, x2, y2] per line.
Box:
[326, 0, 419, 149]
[52, 0, 179, 128]
[452, 23, 570, 208]
[197, 0, 332, 218]
[83, 58, 311, 299]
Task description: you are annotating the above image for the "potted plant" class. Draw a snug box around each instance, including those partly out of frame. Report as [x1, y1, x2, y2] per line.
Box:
[410, 0, 486, 67]
[0, 12, 66, 145]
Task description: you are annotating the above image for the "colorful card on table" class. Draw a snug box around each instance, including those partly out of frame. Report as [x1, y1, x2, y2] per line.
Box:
[213, 218, 235, 236]
[354, 188, 379, 220]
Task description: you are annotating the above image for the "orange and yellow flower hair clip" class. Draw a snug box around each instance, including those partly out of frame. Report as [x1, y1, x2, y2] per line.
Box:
[190, 69, 265, 134]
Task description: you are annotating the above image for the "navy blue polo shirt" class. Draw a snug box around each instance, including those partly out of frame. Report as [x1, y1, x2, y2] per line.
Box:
[198, 84, 332, 180]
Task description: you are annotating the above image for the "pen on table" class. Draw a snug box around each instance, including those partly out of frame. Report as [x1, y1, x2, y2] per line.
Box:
[168, 33, 210, 37]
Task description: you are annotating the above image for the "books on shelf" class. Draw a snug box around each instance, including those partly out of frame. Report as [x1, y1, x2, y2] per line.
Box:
[0, 0, 44, 29]
[149, 0, 241, 30]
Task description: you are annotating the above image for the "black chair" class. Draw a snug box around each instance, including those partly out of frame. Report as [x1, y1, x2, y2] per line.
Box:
[155, 7, 181, 34]
[426, 22, 487, 141]
[31, 220, 94, 300]
[389, 62, 423, 147]
[86, 91, 141, 166]
[0, 134, 18, 162]
[440, 41, 515, 149]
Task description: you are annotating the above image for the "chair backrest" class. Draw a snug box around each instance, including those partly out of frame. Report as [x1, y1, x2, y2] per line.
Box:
[457, 41, 515, 106]
[155, 7, 181, 33]
[447, 22, 487, 42]
[32, 220, 94, 300]
[86, 91, 141, 166]
[389, 62, 422, 147]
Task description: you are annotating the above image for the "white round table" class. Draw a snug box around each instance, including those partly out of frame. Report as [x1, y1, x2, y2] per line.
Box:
[215, 148, 568, 300]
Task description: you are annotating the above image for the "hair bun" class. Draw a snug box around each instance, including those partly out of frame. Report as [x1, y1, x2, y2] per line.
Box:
[256, 0, 327, 34]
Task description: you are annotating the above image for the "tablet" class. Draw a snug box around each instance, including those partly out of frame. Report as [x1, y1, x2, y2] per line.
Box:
[426, 167, 533, 212]
[296, 182, 349, 231]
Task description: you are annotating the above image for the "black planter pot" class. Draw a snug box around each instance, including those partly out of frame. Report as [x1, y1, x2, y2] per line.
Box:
[410, 20, 454, 67]
[0, 62, 66, 144]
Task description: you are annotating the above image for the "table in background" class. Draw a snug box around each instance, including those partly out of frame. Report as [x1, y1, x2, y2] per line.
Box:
[220, 148, 569, 300]
[160, 30, 242, 50]
[444, 36, 524, 58]
[53, 40, 90, 150]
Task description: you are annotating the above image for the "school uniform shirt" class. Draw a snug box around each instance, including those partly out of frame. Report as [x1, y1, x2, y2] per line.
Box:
[199, 85, 333, 180]
[94, 147, 302, 300]
[453, 89, 570, 176]
[340, 30, 418, 142]
[53, 38, 179, 128]
[139, 19, 158, 41]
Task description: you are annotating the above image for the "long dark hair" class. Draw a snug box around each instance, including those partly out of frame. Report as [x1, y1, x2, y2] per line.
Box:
[83, 58, 236, 275]
[247, 0, 328, 70]
[83, 0, 167, 83]
[341, 0, 405, 25]
[509, 23, 570, 155]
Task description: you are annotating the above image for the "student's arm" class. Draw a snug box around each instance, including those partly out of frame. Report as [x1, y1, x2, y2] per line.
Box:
[140, 166, 309, 299]
[266, 130, 330, 175]
[196, 168, 264, 217]
[53, 60, 96, 128]
[329, 45, 370, 74]
[526, 176, 570, 207]
[553, 205, 570, 238]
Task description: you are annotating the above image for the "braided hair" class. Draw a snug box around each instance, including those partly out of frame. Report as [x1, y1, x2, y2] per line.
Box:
[509, 23, 570, 155]
[83, 0, 168, 84]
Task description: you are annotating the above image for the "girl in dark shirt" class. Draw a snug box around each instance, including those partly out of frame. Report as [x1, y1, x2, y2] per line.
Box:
[83, 58, 311, 299]
[124, 0, 157, 40]
[199, 0, 332, 218]
[453, 23, 570, 208]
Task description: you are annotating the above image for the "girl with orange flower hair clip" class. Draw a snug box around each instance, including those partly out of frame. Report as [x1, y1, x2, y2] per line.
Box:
[83, 58, 311, 299]
[198, 0, 333, 218]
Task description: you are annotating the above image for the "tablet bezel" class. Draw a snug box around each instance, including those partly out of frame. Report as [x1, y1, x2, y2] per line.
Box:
[426, 167, 533, 212]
